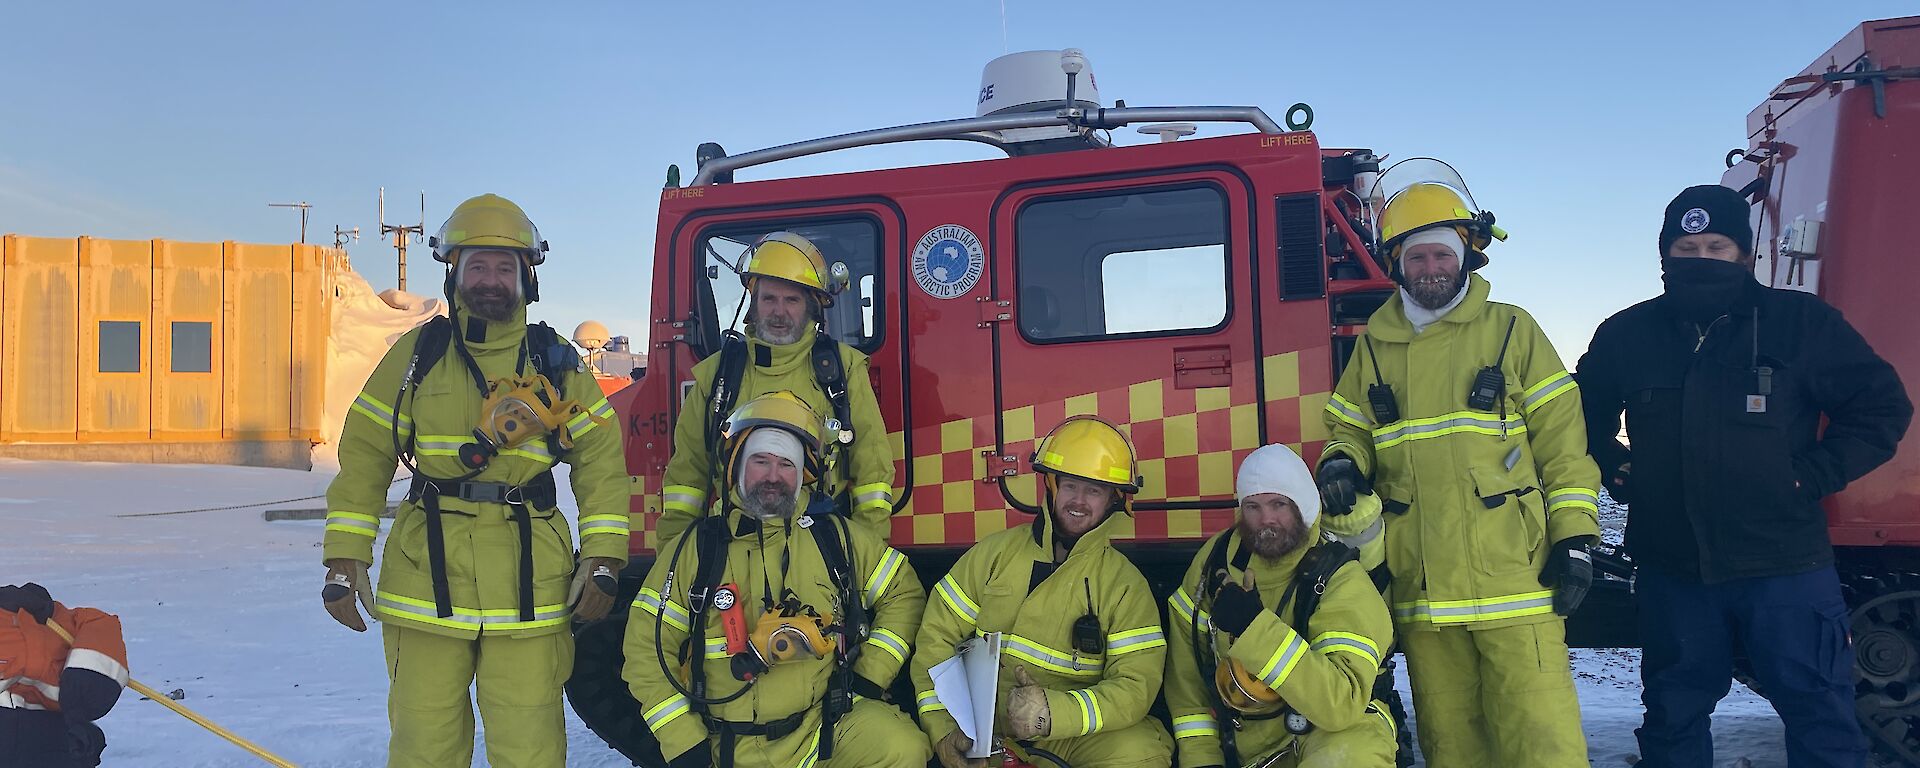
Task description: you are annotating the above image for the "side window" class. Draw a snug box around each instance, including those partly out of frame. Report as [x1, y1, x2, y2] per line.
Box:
[697, 218, 883, 352]
[1016, 186, 1229, 341]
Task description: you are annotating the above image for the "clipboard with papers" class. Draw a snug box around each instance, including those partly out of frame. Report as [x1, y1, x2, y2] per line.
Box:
[927, 632, 1003, 759]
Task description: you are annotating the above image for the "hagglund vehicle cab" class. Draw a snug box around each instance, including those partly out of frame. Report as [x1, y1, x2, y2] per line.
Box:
[567, 47, 1432, 765]
[570, 27, 1920, 763]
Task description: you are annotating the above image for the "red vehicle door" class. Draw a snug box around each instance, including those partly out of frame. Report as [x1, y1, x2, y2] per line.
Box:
[985, 170, 1266, 543]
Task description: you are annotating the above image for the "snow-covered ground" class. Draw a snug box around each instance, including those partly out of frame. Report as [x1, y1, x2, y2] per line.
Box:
[4, 460, 1795, 767]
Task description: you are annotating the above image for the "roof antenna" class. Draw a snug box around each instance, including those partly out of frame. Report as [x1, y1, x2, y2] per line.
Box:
[1060, 48, 1088, 127]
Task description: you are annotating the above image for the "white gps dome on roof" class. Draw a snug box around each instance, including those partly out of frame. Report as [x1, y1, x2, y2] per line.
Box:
[976, 49, 1102, 118]
[572, 320, 611, 351]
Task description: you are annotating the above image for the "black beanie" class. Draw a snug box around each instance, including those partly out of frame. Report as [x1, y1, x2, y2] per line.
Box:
[1660, 185, 1754, 258]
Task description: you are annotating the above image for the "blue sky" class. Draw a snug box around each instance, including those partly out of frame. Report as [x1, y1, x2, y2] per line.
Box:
[2, 1, 1907, 357]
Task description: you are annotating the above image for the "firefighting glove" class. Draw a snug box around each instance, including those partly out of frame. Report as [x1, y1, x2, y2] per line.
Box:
[1539, 536, 1597, 616]
[1606, 461, 1632, 505]
[567, 556, 622, 623]
[1006, 667, 1052, 741]
[1317, 457, 1370, 516]
[935, 729, 986, 768]
[667, 742, 712, 768]
[321, 558, 375, 632]
[1209, 570, 1265, 636]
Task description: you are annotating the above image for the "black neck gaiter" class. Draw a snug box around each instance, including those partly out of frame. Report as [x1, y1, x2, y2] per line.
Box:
[1660, 257, 1751, 325]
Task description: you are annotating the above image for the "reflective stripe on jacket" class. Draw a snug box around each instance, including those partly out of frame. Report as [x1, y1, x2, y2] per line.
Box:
[658, 325, 896, 547]
[323, 302, 631, 639]
[1322, 275, 1601, 630]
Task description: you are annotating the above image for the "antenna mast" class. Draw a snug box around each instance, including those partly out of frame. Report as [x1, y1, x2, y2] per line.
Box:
[379, 188, 426, 291]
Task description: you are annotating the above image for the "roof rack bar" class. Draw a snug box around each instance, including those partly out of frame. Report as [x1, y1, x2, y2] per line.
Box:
[690, 105, 1284, 185]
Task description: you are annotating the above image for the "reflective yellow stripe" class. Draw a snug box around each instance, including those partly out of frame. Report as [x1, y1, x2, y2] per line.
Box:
[864, 548, 906, 606]
[1168, 588, 1212, 632]
[916, 688, 946, 714]
[372, 591, 568, 632]
[1067, 689, 1102, 735]
[1311, 631, 1383, 666]
[1003, 635, 1103, 677]
[1372, 410, 1527, 449]
[1326, 392, 1372, 429]
[567, 398, 615, 438]
[1256, 626, 1308, 688]
[1172, 713, 1219, 739]
[1105, 626, 1166, 656]
[663, 485, 707, 515]
[850, 482, 892, 511]
[579, 513, 630, 537]
[866, 627, 909, 664]
[1367, 700, 1397, 735]
[795, 728, 823, 768]
[1547, 487, 1600, 513]
[1522, 371, 1577, 414]
[644, 694, 693, 733]
[935, 575, 979, 625]
[1392, 590, 1556, 625]
[704, 636, 729, 660]
[325, 510, 381, 537]
[633, 588, 692, 632]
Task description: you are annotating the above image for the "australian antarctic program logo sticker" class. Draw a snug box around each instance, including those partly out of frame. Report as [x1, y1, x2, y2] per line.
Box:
[913, 224, 984, 300]
[1681, 207, 1711, 234]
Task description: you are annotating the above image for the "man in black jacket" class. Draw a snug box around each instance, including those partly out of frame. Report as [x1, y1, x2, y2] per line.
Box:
[1576, 184, 1912, 768]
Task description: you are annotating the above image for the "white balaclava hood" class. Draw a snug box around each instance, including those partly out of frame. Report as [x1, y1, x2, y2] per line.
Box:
[1235, 443, 1322, 527]
[737, 428, 805, 490]
[1398, 228, 1470, 332]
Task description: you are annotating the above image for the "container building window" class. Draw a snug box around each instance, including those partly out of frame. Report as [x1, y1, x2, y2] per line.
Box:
[171, 321, 213, 373]
[99, 321, 141, 373]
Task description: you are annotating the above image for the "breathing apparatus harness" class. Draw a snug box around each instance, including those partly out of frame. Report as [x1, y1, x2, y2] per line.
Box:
[387, 308, 603, 624]
[701, 328, 859, 527]
[651, 433, 874, 768]
[1189, 532, 1359, 768]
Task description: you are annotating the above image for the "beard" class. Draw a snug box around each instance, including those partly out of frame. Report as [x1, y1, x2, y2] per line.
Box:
[460, 284, 518, 322]
[1406, 268, 1463, 310]
[1240, 516, 1307, 559]
[755, 314, 804, 345]
[741, 478, 797, 521]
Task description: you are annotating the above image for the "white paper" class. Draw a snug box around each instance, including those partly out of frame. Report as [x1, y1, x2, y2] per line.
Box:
[930, 632, 1004, 759]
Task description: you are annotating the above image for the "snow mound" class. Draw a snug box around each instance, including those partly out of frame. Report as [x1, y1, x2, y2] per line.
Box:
[311, 272, 444, 471]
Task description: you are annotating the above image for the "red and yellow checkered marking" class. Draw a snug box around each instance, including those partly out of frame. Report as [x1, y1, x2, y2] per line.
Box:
[890, 350, 1331, 546]
[632, 350, 1331, 552]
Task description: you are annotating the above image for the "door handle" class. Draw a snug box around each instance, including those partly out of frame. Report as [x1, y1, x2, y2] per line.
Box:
[1173, 346, 1232, 389]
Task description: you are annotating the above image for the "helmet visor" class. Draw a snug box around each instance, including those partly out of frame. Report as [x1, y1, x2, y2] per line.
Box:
[1367, 157, 1482, 249]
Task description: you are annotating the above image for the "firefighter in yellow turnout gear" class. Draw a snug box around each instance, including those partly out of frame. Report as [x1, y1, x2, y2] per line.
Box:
[659, 231, 896, 546]
[1318, 174, 1600, 767]
[624, 393, 929, 768]
[913, 417, 1174, 768]
[1166, 444, 1396, 768]
[320, 194, 630, 768]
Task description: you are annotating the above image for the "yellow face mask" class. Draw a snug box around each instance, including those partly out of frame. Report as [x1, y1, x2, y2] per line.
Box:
[748, 596, 836, 667]
[459, 375, 609, 469]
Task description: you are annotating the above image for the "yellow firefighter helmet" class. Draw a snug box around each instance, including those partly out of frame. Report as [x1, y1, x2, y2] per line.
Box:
[1215, 657, 1285, 716]
[720, 391, 826, 484]
[1032, 416, 1142, 495]
[430, 193, 548, 266]
[1377, 182, 1508, 271]
[740, 231, 845, 307]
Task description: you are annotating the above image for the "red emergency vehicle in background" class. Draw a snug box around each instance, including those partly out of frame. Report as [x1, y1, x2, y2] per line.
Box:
[1716, 17, 1920, 762]
[569, 19, 1920, 763]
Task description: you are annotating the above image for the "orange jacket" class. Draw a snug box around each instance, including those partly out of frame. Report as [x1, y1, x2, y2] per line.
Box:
[0, 601, 129, 721]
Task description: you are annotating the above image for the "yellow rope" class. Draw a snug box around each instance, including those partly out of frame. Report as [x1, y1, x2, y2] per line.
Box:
[46, 621, 299, 767]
